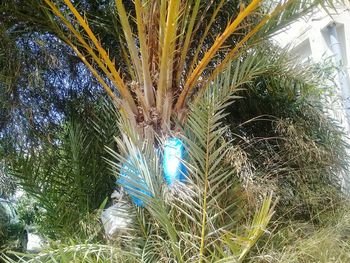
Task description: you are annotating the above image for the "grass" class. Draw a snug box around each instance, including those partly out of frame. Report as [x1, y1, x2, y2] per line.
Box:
[3, 203, 350, 263]
[247, 203, 350, 263]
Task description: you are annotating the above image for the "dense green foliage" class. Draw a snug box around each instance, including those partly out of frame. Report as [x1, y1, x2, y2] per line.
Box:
[1, 0, 349, 262]
[9, 99, 118, 239]
[4, 56, 350, 261]
[4, 50, 349, 262]
[225, 50, 348, 222]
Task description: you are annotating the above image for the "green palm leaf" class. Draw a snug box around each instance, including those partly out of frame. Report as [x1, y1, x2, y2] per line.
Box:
[102, 62, 275, 262]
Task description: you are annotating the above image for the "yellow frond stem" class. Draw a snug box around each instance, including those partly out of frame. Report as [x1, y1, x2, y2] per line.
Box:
[66, 39, 120, 105]
[158, 0, 167, 62]
[187, 0, 225, 76]
[157, 0, 181, 113]
[175, 0, 262, 111]
[135, 0, 155, 107]
[43, 1, 118, 91]
[64, 0, 131, 88]
[115, 0, 144, 84]
[44, 0, 138, 114]
[176, 0, 201, 87]
[209, 1, 293, 84]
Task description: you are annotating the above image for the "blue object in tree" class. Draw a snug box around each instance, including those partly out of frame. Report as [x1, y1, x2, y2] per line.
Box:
[163, 137, 187, 186]
[117, 159, 151, 207]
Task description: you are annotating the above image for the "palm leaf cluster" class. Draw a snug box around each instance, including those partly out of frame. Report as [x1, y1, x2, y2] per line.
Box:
[224, 48, 349, 222]
[9, 100, 119, 239]
[99, 66, 274, 262]
[3, 63, 276, 262]
[17, 0, 331, 137]
[1, 243, 135, 263]
[4, 44, 348, 262]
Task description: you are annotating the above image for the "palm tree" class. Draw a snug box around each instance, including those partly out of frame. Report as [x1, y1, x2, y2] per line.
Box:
[0, 0, 338, 262]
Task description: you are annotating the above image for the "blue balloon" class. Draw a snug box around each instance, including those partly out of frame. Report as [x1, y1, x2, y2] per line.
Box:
[163, 137, 187, 186]
[117, 159, 151, 207]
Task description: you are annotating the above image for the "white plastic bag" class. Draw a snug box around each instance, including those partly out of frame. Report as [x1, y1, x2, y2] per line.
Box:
[101, 191, 132, 238]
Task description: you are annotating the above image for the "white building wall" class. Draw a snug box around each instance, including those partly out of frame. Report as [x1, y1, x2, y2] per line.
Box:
[274, 3, 350, 192]
[274, 4, 350, 125]
[274, 5, 350, 70]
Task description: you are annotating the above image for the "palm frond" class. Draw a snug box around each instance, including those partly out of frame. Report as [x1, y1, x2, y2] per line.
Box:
[43, 0, 138, 113]
[178, 66, 275, 261]
[2, 243, 136, 263]
[156, 0, 181, 114]
[10, 99, 118, 240]
[115, 0, 144, 85]
[101, 66, 276, 262]
[134, 0, 155, 107]
[38, 0, 317, 130]
[175, 0, 263, 110]
[106, 119, 183, 262]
